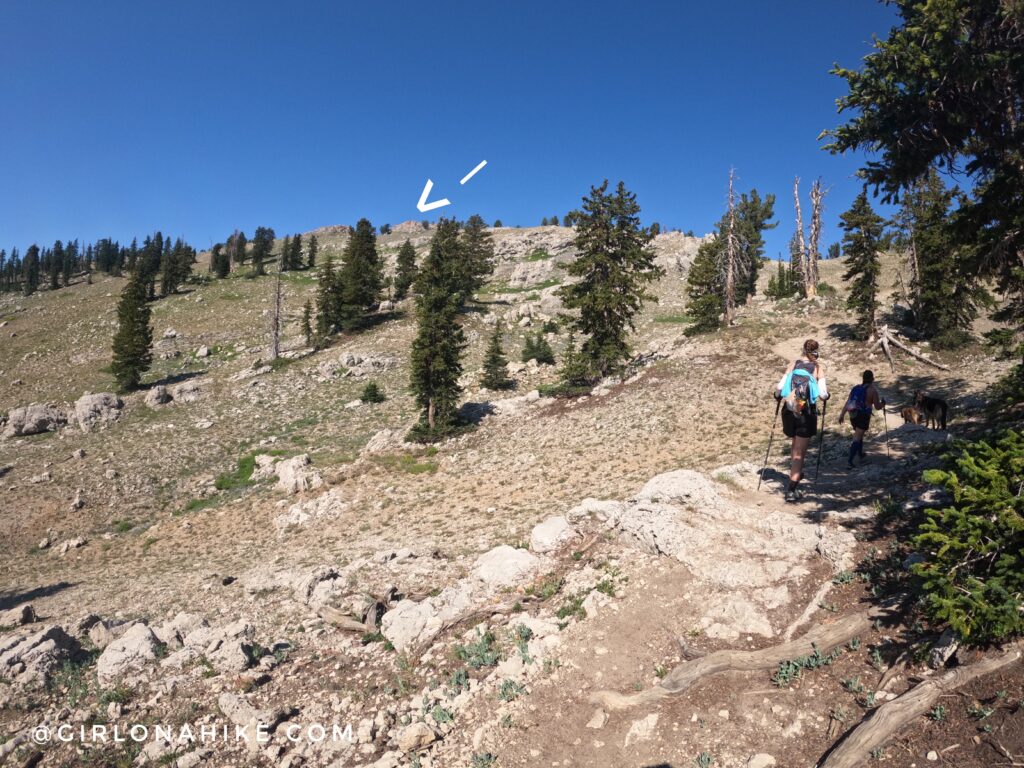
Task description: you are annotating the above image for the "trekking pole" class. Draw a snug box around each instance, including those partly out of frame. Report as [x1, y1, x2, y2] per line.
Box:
[882, 406, 891, 458]
[814, 398, 828, 482]
[757, 397, 783, 492]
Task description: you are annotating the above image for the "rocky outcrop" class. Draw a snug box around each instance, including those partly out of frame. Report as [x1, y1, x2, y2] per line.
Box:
[144, 384, 172, 407]
[96, 623, 160, 685]
[0, 625, 79, 689]
[575, 468, 856, 640]
[1, 404, 67, 439]
[472, 545, 541, 588]
[274, 489, 348, 531]
[529, 516, 575, 553]
[73, 392, 123, 432]
[274, 454, 324, 494]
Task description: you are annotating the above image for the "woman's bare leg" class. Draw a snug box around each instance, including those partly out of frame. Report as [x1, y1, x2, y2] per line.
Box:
[790, 436, 809, 485]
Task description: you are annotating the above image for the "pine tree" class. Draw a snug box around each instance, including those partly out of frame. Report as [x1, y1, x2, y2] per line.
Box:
[394, 239, 417, 300]
[210, 244, 230, 278]
[62, 240, 77, 287]
[279, 235, 292, 271]
[558, 180, 663, 375]
[250, 227, 275, 277]
[558, 333, 594, 389]
[111, 271, 153, 391]
[336, 218, 382, 328]
[541, 217, 549, 226]
[290, 234, 303, 271]
[521, 332, 554, 365]
[840, 189, 887, 340]
[228, 230, 247, 267]
[827, 242, 840, 260]
[493, 219, 503, 228]
[307, 234, 318, 269]
[893, 169, 983, 344]
[480, 323, 513, 390]
[315, 255, 338, 338]
[302, 300, 313, 347]
[408, 219, 467, 441]
[684, 184, 776, 333]
[457, 214, 494, 301]
[360, 381, 386, 403]
[684, 239, 725, 335]
[49, 240, 63, 289]
[23, 245, 40, 296]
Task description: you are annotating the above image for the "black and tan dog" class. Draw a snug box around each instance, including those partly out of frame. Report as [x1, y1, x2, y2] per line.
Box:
[914, 391, 948, 430]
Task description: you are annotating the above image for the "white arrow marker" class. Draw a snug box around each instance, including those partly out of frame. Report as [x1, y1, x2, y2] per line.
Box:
[416, 179, 451, 213]
[460, 159, 487, 185]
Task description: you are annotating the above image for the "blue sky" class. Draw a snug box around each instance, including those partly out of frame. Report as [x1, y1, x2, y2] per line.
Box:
[0, 1, 897, 260]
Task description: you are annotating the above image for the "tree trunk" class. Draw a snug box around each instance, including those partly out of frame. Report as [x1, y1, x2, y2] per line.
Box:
[808, 178, 825, 295]
[794, 177, 813, 297]
[427, 397, 436, 429]
[270, 270, 282, 361]
[724, 168, 738, 325]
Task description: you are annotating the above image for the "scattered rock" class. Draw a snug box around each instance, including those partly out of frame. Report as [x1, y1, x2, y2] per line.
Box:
[274, 454, 323, 494]
[96, 623, 159, 685]
[196, 345, 210, 357]
[585, 710, 608, 729]
[529, 516, 575, 553]
[144, 385, 173, 407]
[746, 755, 777, 768]
[58, 538, 86, 555]
[0, 604, 37, 627]
[170, 380, 202, 403]
[472, 545, 541, 588]
[71, 448, 86, 460]
[396, 722, 436, 753]
[73, 392, 124, 432]
[623, 713, 658, 747]
[1, 404, 67, 439]
[70, 488, 85, 511]
[0, 625, 79, 688]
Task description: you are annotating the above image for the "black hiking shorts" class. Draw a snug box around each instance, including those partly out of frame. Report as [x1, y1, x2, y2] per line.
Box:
[782, 406, 818, 439]
[850, 411, 871, 431]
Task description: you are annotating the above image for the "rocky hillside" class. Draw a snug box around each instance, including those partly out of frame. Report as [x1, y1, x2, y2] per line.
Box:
[0, 224, 1017, 768]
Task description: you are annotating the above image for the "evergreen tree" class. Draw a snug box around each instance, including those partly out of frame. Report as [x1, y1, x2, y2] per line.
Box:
[394, 239, 417, 300]
[62, 240, 77, 287]
[137, 233, 163, 300]
[250, 227, 275, 276]
[408, 219, 467, 441]
[827, 242, 840, 260]
[279, 235, 292, 270]
[360, 381, 386, 403]
[315, 255, 338, 338]
[551, 215, 560, 226]
[558, 333, 594, 389]
[827, 0, 1024, 348]
[685, 186, 776, 334]
[110, 271, 153, 391]
[290, 234, 303, 271]
[302, 300, 313, 347]
[840, 189, 887, 340]
[23, 245, 40, 296]
[893, 169, 984, 343]
[159, 238, 194, 296]
[456, 214, 494, 301]
[541, 217, 549, 226]
[521, 332, 555, 365]
[210, 244, 230, 278]
[336, 218, 382, 327]
[49, 240, 63, 289]
[493, 219, 503, 228]
[307, 234, 318, 269]
[684, 239, 725, 335]
[228, 230, 247, 267]
[558, 181, 663, 375]
[480, 323, 513, 389]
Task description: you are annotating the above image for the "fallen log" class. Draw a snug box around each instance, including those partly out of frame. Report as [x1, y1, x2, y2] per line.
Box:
[819, 642, 1023, 768]
[591, 604, 893, 712]
[871, 325, 950, 372]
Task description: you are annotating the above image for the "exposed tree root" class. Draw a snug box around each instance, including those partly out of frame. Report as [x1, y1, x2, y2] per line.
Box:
[591, 604, 892, 712]
[819, 642, 1023, 768]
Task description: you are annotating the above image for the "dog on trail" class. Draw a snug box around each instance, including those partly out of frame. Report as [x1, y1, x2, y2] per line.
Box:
[901, 405, 922, 425]
[914, 391, 948, 430]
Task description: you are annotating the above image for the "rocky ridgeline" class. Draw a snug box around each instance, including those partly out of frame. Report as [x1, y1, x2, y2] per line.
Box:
[0, 463, 858, 768]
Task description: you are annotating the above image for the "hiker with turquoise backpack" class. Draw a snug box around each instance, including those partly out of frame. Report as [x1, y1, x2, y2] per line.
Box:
[773, 338, 830, 502]
[838, 369, 885, 470]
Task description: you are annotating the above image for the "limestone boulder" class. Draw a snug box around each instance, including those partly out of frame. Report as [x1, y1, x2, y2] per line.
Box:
[73, 392, 123, 432]
[1, 404, 67, 438]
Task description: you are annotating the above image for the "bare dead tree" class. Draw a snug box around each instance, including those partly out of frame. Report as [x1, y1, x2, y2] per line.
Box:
[908, 232, 921, 308]
[228, 229, 240, 270]
[807, 178, 826, 294]
[793, 176, 813, 297]
[723, 168, 739, 325]
[270, 269, 283, 361]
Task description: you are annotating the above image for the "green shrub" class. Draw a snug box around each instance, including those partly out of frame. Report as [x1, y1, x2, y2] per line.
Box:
[360, 381, 386, 403]
[816, 281, 837, 297]
[911, 430, 1024, 644]
[454, 630, 501, 669]
[521, 332, 555, 365]
[931, 329, 974, 350]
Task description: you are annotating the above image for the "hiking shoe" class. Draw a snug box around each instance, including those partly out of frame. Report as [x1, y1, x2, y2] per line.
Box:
[793, 488, 806, 500]
[847, 462, 855, 471]
[784, 489, 796, 503]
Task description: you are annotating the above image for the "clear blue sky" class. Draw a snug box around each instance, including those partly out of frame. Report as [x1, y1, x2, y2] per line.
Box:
[0, 0, 897, 260]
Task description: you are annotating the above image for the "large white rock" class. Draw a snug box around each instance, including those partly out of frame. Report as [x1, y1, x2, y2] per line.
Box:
[73, 392, 123, 432]
[274, 454, 323, 494]
[396, 722, 436, 753]
[472, 545, 540, 588]
[0, 625, 78, 688]
[1, 404, 67, 439]
[96, 623, 159, 685]
[144, 385, 172, 407]
[529, 516, 575, 553]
